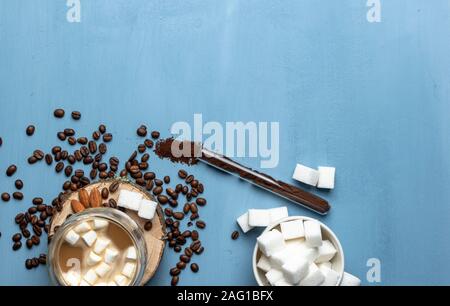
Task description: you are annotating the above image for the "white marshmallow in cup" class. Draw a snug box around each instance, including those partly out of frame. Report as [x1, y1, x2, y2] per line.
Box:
[315, 240, 337, 263]
[257, 229, 285, 257]
[281, 257, 309, 284]
[64, 230, 80, 246]
[303, 220, 322, 248]
[298, 263, 325, 286]
[280, 220, 304, 240]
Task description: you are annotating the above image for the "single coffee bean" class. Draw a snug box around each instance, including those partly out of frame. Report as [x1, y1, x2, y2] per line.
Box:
[184, 247, 193, 257]
[231, 231, 240, 240]
[137, 127, 147, 137]
[183, 203, 190, 214]
[153, 186, 163, 195]
[28, 156, 38, 164]
[38, 254, 47, 265]
[178, 170, 188, 179]
[57, 132, 66, 141]
[103, 133, 113, 142]
[196, 198, 207, 206]
[172, 212, 184, 220]
[55, 162, 64, 173]
[164, 208, 173, 217]
[88, 141, 97, 154]
[190, 213, 199, 220]
[28, 207, 37, 214]
[98, 124, 106, 134]
[107, 198, 117, 209]
[182, 230, 192, 238]
[25, 259, 33, 270]
[15, 213, 25, 224]
[195, 246, 204, 255]
[64, 165, 73, 177]
[197, 183, 204, 193]
[92, 130, 101, 140]
[98, 163, 108, 172]
[180, 255, 191, 263]
[101, 188, 109, 199]
[182, 186, 189, 194]
[99, 143, 107, 154]
[109, 181, 120, 193]
[151, 131, 160, 139]
[71, 111, 81, 120]
[22, 228, 31, 238]
[31, 235, 40, 245]
[185, 175, 194, 184]
[191, 230, 199, 241]
[13, 241, 22, 251]
[54, 109, 65, 118]
[68, 137, 77, 145]
[144, 172, 155, 180]
[190, 263, 199, 273]
[144, 221, 153, 231]
[32, 197, 43, 205]
[12, 233, 22, 242]
[171, 276, 179, 286]
[12, 192, 23, 200]
[190, 203, 198, 214]
[177, 262, 186, 270]
[26, 125, 35, 136]
[170, 267, 181, 276]
[63, 128, 75, 136]
[164, 176, 170, 184]
[157, 195, 169, 204]
[1, 192, 10, 202]
[77, 137, 88, 145]
[6, 165, 17, 177]
[144, 139, 154, 148]
[83, 156, 93, 165]
[196, 220, 206, 229]
[14, 179, 23, 190]
[175, 184, 183, 193]
[45, 154, 53, 165]
[26, 239, 33, 249]
[31, 258, 39, 267]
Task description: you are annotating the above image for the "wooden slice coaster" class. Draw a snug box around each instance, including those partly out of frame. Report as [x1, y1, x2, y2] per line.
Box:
[49, 179, 166, 286]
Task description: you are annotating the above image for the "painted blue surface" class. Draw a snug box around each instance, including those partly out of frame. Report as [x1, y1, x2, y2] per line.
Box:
[0, 1, 449, 286]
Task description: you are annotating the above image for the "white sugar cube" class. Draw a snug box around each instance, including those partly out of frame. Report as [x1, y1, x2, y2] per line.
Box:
[94, 238, 111, 254]
[269, 207, 288, 223]
[270, 248, 292, 268]
[320, 266, 340, 286]
[82, 230, 97, 247]
[265, 268, 284, 286]
[126, 246, 137, 260]
[292, 164, 320, 186]
[257, 255, 272, 273]
[340, 272, 361, 286]
[118, 190, 143, 211]
[298, 247, 319, 263]
[64, 230, 80, 246]
[122, 262, 136, 278]
[257, 229, 285, 257]
[63, 271, 81, 286]
[318, 262, 333, 270]
[298, 263, 325, 286]
[95, 262, 112, 278]
[93, 218, 109, 230]
[280, 220, 304, 240]
[281, 257, 309, 284]
[74, 222, 91, 233]
[79, 280, 91, 286]
[317, 167, 335, 189]
[236, 212, 254, 233]
[104, 248, 119, 265]
[274, 278, 294, 286]
[304, 220, 322, 247]
[87, 251, 102, 266]
[114, 275, 128, 286]
[315, 240, 337, 263]
[138, 199, 158, 220]
[95, 282, 108, 286]
[83, 269, 99, 285]
[248, 209, 271, 227]
[271, 245, 316, 267]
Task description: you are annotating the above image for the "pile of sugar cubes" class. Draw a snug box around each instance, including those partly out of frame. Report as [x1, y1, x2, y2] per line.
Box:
[237, 207, 289, 233]
[117, 190, 158, 220]
[292, 164, 335, 189]
[63, 218, 139, 286]
[256, 219, 360, 286]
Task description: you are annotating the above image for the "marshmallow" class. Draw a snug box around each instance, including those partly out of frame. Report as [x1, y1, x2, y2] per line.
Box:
[340, 272, 361, 286]
[269, 207, 288, 223]
[236, 212, 254, 233]
[248, 209, 271, 227]
[114, 275, 128, 286]
[298, 247, 319, 263]
[94, 238, 111, 254]
[138, 199, 158, 220]
[82, 230, 97, 247]
[87, 251, 102, 266]
[304, 220, 322, 248]
[83, 269, 99, 285]
[79, 280, 91, 286]
[315, 240, 337, 263]
[269, 248, 292, 268]
[95, 262, 112, 278]
[318, 262, 333, 270]
[104, 248, 119, 265]
[63, 271, 81, 286]
[95, 282, 107, 286]
[64, 230, 80, 246]
[118, 190, 143, 211]
[292, 164, 320, 186]
[256, 255, 272, 273]
[298, 263, 325, 286]
[265, 268, 284, 286]
[257, 229, 285, 257]
[280, 220, 304, 240]
[274, 278, 294, 286]
[320, 266, 340, 286]
[317, 167, 335, 189]
[126, 246, 137, 261]
[122, 262, 136, 278]
[281, 257, 309, 284]
[93, 218, 109, 230]
[74, 222, 91, 233]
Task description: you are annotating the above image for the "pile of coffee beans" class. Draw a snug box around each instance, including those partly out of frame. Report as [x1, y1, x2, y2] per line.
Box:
[1, 109, 209, 286]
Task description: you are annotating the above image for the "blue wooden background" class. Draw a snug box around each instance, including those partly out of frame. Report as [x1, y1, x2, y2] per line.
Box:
[1, 1, 449, 285]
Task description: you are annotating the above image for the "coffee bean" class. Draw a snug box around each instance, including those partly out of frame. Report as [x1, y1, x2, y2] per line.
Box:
[170, 267, 181, 276]
[191, 230, 199, 241]
[25, 259, 33, 269]
[190, 213, 199, 220]
[99, 143, 107, 154]
[71, 111, 81, 120]
[143, 221, 153, 231]
[21, 228, 31, 238]
[182, 186, 189, 194]
[44, 154, 53, 165]
[12, 233, 22, 242]
[13, 241, 22, 251]
[144, 172, 155, 180]
[6, 165, 17, 177]
[76, 137, 87, 145]
[231, 231, 240, 240]
[26, 125, 35, 136]
[196, 220, 206, 229]
[195, 246, 204, 255]
[98, 124, 106, 134]
[109, 181, 120, 193]
[171, 276, 179, 286]
[185, 175, 194, 184]
[100, 188, 109, 200]
[162, 175, 170, 184]
[33, 150, 44, 160]
[103, 133, 113, 142]
[151, 131, 160, 139]
[15, 213, 25, 224]
[83, 156, 93, 165]
[54, 109, 65, 118]
[164, 208, 173, 217]
[31, 258, 39, 267]
[32, 197, 43, 205]
[178, 170, 188, 179]
[183, 203, 190, 214]
[180, 255, 191, 263]
[26, 239, 33, 249]
[144, 139, 154, 148]
[184, 247, 193, 257]
[88, 141, 97, 154]
[13, 179, 23, 190]
[153, 186, 163, 195]
[197, 183, 204, 193]
[64, 165, 73, 177]
[12, 192, 23, 200]
[55, 162, 64, 173]
[67, 137, 77, 145]
[31, 235, 40, 245]
[176, 262, 186, 270]
[137, 127, 147, 137]
[56, 132, 66, 141]
[190, 263, 199, 273]
[173, 212, 184, 220]
[155, 179, 163, 186]
[196, 198, 207, 206]
[28, 206, 37, 214]
[1, 192, 10, 202]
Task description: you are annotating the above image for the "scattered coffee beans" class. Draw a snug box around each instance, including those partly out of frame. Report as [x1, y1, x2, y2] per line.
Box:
[54, 109, 65, 118]
[26, 125, 35, 136]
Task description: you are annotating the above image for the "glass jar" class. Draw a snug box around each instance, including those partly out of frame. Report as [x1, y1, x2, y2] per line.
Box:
[48, 208, 148, 286]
